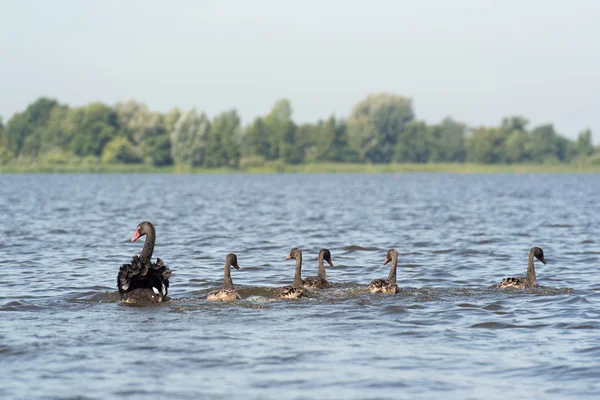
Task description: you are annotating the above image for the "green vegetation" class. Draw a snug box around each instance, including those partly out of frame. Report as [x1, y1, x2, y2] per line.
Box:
[0, 94, 597, 173]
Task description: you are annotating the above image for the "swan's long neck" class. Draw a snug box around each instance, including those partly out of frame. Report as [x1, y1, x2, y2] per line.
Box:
[139, 228, 156, 264]
[292, 254, 303, 288]
[525, 251, 537, 286]
[223, 261, 234, 290]
[317, 252, 327, 279]
[387, 254, 398, 284]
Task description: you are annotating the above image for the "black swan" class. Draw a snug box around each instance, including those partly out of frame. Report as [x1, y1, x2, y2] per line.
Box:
[497, 246, 547, 289]
[368, 249, 399, 294]
[302, 248, 334, 289]
[117, 221, 171, 303]
[278, 248, 309, 299]
[207, 253, 241, 301]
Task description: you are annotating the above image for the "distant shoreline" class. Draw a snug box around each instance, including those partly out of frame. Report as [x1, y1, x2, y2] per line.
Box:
[2, 162, 600, 174]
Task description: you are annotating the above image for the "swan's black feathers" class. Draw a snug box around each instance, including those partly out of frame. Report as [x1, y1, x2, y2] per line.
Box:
[118, 255, 171, 299]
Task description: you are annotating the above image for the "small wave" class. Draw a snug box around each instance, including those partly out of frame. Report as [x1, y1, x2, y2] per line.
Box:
[382, 305, 406, 314]
[49, 229, 68, 234]
[457, 302, 479, 308]
[245, 245, 280, 251]
[489, 286, 573, 296]
[553, 322, 600, 330]
[575, 345, 600, 354]
[66, 290, 120, 304]
[342, 245, 380, 252]
[470, 322, 550, 329]
[475, 238, 504, 245]
[0, 300, 43, 311]
[431, 248, 454, 254]
[482, 303, 503, 311]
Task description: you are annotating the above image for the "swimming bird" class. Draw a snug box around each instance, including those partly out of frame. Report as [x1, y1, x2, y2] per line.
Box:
[117, 221, 171, 304]
[207, 253, 241, 301]
[497, 246, 547, 289]
[368, 249, 399, 294]
[302, 248, 334, 289]
[278, 248, 309, 299]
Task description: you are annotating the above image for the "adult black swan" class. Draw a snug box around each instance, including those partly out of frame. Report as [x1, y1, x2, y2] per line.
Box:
[117, 221, 172, 304]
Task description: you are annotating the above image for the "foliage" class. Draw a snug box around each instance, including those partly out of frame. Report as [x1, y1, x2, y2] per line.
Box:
[101, 137, 143, 164]
[0, 118, 11, 165]
[204, 110, 241, 167]
[70, 103, 119, 157]
[0, 95, 594, 169]
[347, 93, 414, 163]
[170, 109, 210, 166]
[146, 135, 173, 167]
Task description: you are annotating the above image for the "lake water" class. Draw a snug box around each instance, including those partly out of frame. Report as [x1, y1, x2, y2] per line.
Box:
[1, 173, 599, 399]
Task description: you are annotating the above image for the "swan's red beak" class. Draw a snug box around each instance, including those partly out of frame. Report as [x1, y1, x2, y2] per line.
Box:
[285, 254, 292, 260]
[327, 259, 334, 268]
[233, 263, 241, 270]
[383, 257, 391, 265]
[131, 228, 141, 242]
[539, 257, 547, 265]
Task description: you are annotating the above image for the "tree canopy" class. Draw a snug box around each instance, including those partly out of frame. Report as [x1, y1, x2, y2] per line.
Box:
[0, 94, 594, 167]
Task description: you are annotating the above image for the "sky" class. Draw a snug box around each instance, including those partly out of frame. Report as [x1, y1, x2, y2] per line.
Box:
[1, 0, 599, 140]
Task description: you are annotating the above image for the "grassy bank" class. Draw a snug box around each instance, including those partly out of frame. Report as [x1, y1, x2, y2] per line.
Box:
[2, 162, 600, 174]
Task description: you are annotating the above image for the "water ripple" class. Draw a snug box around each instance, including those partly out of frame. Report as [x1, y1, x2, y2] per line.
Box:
[1, 173, 599, 399]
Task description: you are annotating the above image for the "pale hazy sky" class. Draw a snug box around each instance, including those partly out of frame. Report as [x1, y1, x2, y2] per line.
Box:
[1, 0, 599, 140]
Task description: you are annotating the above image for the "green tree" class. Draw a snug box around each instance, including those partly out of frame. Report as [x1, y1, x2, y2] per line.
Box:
[164, 108, 182, 133]
[204, 110, 242, 167]
[37, 105, 73, 153]
[347, 93, 414, 163]
[146, 135, 173, 166]
[529, 124, 559, 163]
[393, 120, 429, 163]
[115, 100, 167, 149]
[242, 117, 270, 160]
[5, 97, 60, 158]
[70, 103, 119, 156]
[427, 118, 466, 162]
[500, 116, 529, 134]
[101, 137, 143, 164]
[306, 116, 357, 162]
[505, 130, 531, 163]
[465, 126, 507, 163]
[170, 109, 210, 166]
[576, 128, 594, 156]
[0, 116, 11, 164]
[293, 123, 319, 162]
[263, 99, 296, 162]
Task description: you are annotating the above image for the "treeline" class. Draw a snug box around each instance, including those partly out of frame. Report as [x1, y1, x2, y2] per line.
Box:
[0, 94, 595, 167]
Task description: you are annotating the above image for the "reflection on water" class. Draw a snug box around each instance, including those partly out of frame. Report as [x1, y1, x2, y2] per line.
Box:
[1, 173, 600, 399]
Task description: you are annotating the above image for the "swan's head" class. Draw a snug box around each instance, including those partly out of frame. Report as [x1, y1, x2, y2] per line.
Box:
[132, 221, 154, 242]
[319, 248, 334, 267]
[531, 247, 547, 264]
[226, 253, 241, 270]
[383, 249, 399, 265]
[286, 248, 302, 260]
